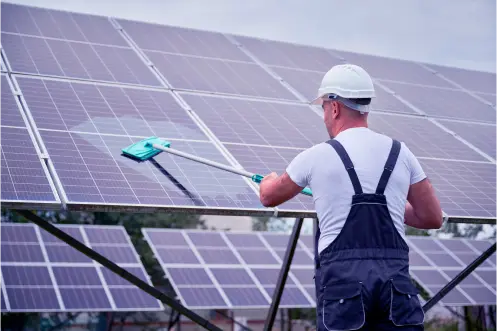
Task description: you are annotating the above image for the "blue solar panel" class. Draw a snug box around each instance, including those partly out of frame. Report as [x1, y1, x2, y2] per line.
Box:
[1, 223, 162, 312]
[2, 33, 161, 87]
[425, 63, 496, 95]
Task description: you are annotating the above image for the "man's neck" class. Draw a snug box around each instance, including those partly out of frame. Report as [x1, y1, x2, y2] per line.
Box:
[333, 121, 368, 137]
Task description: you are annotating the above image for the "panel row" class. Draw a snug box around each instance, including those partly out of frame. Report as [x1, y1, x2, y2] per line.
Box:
[0, 223, 163, 312]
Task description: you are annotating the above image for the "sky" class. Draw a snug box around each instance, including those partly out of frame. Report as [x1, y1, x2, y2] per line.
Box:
[9, 0, 496, 73]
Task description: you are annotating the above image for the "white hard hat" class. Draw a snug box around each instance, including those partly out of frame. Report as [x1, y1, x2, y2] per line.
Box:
[311, 64, 376, 112]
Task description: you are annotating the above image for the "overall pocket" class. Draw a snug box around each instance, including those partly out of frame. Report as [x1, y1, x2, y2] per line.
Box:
[389, 277, 425, 326]
[322, 282, 365, 331]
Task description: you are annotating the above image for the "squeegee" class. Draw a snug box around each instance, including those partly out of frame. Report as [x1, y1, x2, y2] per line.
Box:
[122, 136, 313, 197]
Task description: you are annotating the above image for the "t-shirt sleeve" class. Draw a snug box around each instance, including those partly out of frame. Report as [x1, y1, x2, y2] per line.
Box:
[285, 148, 313, 188]
[403, 143, 426, 185]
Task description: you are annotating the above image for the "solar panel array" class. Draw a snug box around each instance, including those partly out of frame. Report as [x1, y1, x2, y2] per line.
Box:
[143, 229, 496, 309]
[1, 2, 495, 219]
[1, 223, 163, 312]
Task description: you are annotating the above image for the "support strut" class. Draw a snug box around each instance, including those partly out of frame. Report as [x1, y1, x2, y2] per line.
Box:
[423, 242, 496, 312]
[14, 210, 223, 331]
[263, 218, 304, 331]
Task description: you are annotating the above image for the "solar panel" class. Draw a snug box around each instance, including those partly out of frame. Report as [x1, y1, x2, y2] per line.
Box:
[382, 81, 496, 124]
[2, 3, 127, 46]
[1, 223, 163, 312]
[426, 63, 497, 95]
[475, 92, 496, 106]
[419, 159, 496, 218]
[181, 93, 328, 148]
[1, 74, 60, 206]
[368, 113, 489, 162]
[332, 50, 453, 88]
[13, 75, 265, 213]
[407, 236, 496, 306]
[2, 33, 161, 87]
[437, 120, 496, 159]
[142, 229, 315, 309]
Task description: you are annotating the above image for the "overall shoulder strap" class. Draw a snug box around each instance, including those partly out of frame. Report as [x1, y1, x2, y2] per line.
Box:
[327, 139, 363, 195]
[376, 139, 401, 195]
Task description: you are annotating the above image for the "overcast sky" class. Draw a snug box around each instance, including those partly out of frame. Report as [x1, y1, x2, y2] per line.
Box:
[9, 0, 496, 73]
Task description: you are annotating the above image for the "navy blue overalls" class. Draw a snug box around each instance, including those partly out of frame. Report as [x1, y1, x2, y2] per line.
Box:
[313, 139, 425, 330]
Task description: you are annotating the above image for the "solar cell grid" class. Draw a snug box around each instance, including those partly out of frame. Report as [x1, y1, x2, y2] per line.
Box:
[224, 144, 315, 212]
[233, 36, 342, 72]
[383, 81, 496, 124]
[118, 19, 251, 62]
[2, 33, 161, 87]
[437, 120, 496, 159]
[1, 224, 162, 312]
[426, 64, 497, 95]
[418, 159, 496, 218]
[332, 50, 452, 88]
[182, 93, 328, 148]
[476, 92, 496, 106]
[146, 51, 298, 100]
[2, 75, 25, 127]
[368, 113, 487, 162]
[1, 3, 127, 46]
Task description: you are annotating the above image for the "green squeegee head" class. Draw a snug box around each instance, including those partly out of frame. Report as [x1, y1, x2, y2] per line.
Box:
[121, 136, 171, 161]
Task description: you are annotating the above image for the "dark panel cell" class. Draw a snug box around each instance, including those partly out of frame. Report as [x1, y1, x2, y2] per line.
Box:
[6, 288, 60, 310]
[70, 12, 128, 46]
[438, 120, 496, 159]
[234, 36, 342, 72]
[1, 225, 38, 243]
[2, 266, 52, 286]
[264, 286, 311, 306]
[274, 249, 312, 265]
[52, 267, 102, 286]
[92, 246, 138, 264]
[368, 113, 487, 162]
[101, 266, 149, 286]
[411, 270, 449, 286]
[442, 269, 482, 286]
[465, 239, 494, 253]
[299, 235, 314, 251]
[436, 239, 474, 253]
[462, 287, 496, 305]
[156, 248, 199, 264]
[419, 159, 496, 218]
[291, 269, 314, 286]
[197, 248, 239, 264]
[84, 227, 128, 245]
[1, 243, 45, 262]
[210, 268, 254, 285]
[427, 64, 496, 94]
[147, 52, 298, 100]
[1, 3, 42, 36]
[183, 93, 327, 148]
[251, 268, 295, 286]
[475, 270, 496, 286]
[409, 251, 432, 267]
[41, 226, 84, 243]
[332, 50, 452, 88]
[178, 287, 227, 307]
[110, 288, 161, 309]
[1, 128, 57, 202]
[60, 288, 111, 310]
[223, 287, 268, 306]
[1, 76, 25, 127]
[262, 234, 290, 247]
[187, 232, 228, 248]
[45, 244, 92, 263]
[118, 19, 251, 61]
[225, 233, 265, 248]
[424, 253, 463, 268]
[382, 82, 496, 124]
[167, 268, 213, 286]
[145, 230, 189, 246]
[304, 286, 316, 302]
[454, 253, 495, 268]
[224, 144, 315, 211]
[237, 249, 280, 265]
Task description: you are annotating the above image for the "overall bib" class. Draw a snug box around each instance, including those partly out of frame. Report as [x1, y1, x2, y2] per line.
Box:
[314, 139, 425, 330]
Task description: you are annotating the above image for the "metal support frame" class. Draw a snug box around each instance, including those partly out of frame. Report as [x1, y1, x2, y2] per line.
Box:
[13, 210, 223, 331]
[263, 218, 304, 331]
[423, 242, 496, 312]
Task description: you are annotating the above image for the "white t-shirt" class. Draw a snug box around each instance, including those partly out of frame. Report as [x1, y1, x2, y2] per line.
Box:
[286, 127, 426, 254]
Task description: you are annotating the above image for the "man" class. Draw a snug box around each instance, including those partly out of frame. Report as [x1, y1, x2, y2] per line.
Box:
[259, 64, 443, 330]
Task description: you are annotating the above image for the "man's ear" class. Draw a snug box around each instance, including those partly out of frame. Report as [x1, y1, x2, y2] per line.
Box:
[332, 101, 340, 119]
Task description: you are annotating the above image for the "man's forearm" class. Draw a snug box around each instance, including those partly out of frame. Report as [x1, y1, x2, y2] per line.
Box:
[404, 201, 431, 229]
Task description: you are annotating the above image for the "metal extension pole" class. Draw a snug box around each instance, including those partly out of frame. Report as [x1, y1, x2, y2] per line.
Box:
[423, 242, 496, 313]
[263, 217, 304, 331]
[14, 210, 223, 331]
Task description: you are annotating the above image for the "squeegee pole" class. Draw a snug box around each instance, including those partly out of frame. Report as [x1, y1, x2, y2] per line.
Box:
[152, 143, 254, 178]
